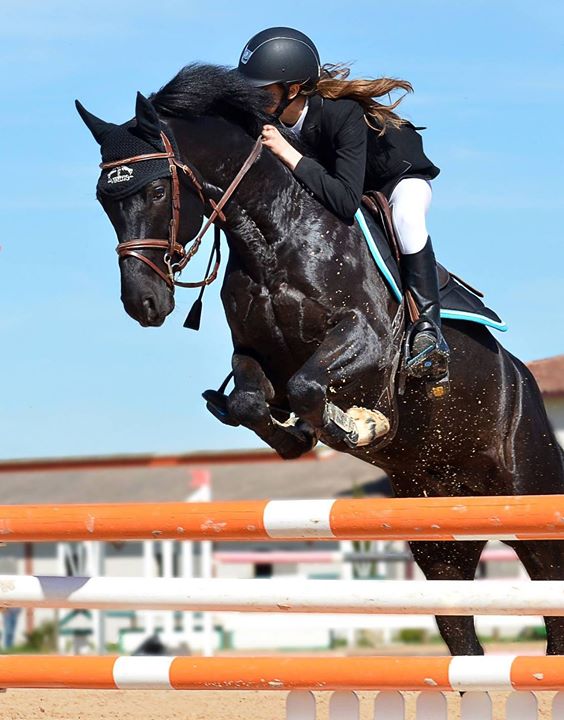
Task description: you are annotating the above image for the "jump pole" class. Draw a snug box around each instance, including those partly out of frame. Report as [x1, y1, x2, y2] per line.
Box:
[2, 576, 564, 615]
[1, 655, 564, 691]
[1, 494, 563, 542]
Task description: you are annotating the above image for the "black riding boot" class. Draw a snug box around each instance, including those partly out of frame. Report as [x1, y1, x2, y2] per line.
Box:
[401, 237, 450, 379]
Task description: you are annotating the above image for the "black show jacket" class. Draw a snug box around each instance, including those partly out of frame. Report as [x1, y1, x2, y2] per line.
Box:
[293, 94, 440, 224]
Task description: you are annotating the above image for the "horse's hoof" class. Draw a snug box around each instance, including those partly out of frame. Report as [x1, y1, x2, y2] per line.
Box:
[272, 416, 319, 458]
[323, 402, 389, 448]
[346, 406, 390, 446]
[273, 430, 317, 460]
[294, 420, 319, 451]
[202, 389, 240, 427]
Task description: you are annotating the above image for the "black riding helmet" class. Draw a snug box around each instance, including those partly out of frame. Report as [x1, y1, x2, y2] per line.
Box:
[238, 27, 321, 91]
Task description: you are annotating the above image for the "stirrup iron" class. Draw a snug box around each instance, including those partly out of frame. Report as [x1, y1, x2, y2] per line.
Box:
[405, 317, 450, 379]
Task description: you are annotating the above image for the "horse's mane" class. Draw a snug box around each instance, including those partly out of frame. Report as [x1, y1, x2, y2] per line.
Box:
[150, 63, 273, 138]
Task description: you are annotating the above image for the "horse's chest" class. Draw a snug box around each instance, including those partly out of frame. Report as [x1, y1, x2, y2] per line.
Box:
[273, 287, 329, 343]
[224, 278, 329, 348]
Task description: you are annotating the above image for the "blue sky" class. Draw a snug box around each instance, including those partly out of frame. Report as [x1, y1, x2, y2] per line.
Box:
[2, 1, 563, 459]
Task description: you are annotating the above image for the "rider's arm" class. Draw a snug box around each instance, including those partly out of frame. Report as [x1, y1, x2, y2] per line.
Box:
[293, 100, 367, 224]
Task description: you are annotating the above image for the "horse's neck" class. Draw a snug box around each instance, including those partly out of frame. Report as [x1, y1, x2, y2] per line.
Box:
[218, 197, 279, 283]
[170, 116, 319, 274]
[171, 118, 390, 336]
[171, 116, 297, 226]
[170, 117, 392, 335]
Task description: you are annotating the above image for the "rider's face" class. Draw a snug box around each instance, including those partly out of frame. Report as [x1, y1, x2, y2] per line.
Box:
[263, 82, 301, 115]
[264, 83, 285, 114]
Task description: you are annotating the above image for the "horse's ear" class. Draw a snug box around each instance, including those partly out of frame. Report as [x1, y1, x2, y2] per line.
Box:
[135, 92, 162, 146]
[75, 100, 116, 145]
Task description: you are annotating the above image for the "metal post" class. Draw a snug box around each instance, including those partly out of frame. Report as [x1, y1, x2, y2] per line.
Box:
[85, 541, 105, 653]
[162, 540, 175, 637]
[339, 541, 356, 649]
[201, 540, 213, 656]
[142, 540, 156, 636]
[24, 543, 34, 637]
[181, 540, 194, 638]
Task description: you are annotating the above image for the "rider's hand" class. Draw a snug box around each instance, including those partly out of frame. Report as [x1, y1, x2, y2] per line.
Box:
[261, 125, 303, 171]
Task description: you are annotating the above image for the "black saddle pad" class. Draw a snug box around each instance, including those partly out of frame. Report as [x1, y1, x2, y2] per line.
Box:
[356, 208, 507, 332]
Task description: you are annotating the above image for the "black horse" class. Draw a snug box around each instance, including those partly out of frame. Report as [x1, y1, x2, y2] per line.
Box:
[77, 64, 564, 656]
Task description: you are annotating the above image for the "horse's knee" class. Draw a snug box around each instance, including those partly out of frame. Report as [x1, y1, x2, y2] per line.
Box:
[287, 374, 325, 420]
[227, 389, 269, 427]
[232, 355, 275, 400]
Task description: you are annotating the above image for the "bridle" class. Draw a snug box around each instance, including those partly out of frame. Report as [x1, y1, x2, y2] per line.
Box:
[100, 130, 262, 289]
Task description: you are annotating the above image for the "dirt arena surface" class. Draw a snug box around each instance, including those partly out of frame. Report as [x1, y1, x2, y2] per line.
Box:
[0, 688, 556, 720]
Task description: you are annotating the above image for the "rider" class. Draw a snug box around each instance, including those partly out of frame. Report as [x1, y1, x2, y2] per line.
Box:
[236, 27, 448, 380]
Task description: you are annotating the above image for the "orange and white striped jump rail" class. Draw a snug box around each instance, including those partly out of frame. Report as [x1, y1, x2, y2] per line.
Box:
[1, 655, 564, 691]
[0, 494, 563, 542]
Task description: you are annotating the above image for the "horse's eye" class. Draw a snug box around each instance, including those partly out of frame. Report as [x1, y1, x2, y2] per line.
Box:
[153, 186, 166, 201]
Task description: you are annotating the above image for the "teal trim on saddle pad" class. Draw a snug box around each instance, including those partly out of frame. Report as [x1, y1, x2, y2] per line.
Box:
[355, 209, 403, 302]
[440, 309, 507, 331]
[354, 210, 508, 333]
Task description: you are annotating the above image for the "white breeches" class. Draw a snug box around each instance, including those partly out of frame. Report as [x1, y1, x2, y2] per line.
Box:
[389, 178, 432, 255]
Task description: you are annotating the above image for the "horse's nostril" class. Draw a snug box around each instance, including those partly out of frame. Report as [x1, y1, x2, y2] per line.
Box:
[142, 296, 156, 320]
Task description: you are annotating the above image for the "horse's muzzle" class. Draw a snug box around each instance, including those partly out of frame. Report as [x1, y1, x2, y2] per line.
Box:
[121, 286, 173, 327]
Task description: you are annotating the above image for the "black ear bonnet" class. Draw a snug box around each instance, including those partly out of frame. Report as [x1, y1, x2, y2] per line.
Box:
[76, 93, 173, 200]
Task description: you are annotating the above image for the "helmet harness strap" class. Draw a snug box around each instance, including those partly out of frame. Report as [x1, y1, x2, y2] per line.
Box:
[272, 83, 294, 119]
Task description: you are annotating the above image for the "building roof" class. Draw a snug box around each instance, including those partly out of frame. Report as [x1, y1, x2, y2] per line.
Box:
[527, 355, 564, 398]
[3, 351, 563, 504]
[0, 450, 386, 504]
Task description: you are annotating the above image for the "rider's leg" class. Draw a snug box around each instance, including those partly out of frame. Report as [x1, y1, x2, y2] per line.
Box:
[390, 177, 432, 256]
[389, 178, 449, 377]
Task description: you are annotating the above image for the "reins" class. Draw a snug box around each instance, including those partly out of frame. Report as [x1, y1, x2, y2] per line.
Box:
[100, 131, 263, 290]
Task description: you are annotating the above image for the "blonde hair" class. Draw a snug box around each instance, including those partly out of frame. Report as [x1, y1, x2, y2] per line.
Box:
[304, 63, 413, 134]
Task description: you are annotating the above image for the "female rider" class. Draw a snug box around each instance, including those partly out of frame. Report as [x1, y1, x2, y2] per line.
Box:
[237, 27, 448, 380]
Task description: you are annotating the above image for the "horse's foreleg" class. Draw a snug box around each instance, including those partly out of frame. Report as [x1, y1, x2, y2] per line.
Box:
[226, 354, 317, 459]
[286, 310, 389, 448]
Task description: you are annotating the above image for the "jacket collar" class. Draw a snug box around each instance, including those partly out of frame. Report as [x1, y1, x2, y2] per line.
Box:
[300, 94, 323, 141]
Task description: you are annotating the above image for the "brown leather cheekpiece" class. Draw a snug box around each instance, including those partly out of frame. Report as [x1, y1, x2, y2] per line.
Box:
[100, 130, 262, 290]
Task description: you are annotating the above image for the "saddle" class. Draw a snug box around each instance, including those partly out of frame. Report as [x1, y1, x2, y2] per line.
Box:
[362, 191, 484, 321]
[358, 191, 507, 407]
[358, 192, 506, 332]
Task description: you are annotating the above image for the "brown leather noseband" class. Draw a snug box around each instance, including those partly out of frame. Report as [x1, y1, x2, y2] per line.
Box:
[100, 130, 262, 289]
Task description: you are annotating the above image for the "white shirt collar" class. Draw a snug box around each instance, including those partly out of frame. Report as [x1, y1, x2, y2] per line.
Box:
[284, 98, 309, 137]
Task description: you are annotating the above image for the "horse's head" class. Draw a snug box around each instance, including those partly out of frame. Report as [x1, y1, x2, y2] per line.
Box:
[76, 93, 205, 326]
